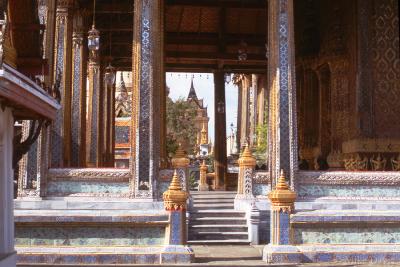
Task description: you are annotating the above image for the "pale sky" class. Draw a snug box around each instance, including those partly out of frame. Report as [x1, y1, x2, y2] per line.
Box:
[166, 72, 238, 142]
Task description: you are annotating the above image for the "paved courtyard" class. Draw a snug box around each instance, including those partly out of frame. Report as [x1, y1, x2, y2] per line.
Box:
[16, 245, 400, 266]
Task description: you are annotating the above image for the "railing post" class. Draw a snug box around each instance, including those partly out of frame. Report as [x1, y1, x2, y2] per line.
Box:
[162, 170, 194, 263]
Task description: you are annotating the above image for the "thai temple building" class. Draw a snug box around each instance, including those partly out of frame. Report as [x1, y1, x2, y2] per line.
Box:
[0, 0, 399, 266]
[186, 77, 209, 154]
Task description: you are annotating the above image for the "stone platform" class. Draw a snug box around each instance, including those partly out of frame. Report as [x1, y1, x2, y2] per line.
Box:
[14, 198, 193, 264]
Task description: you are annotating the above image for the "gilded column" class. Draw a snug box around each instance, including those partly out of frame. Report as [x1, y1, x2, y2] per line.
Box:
[131, 0, 163, 198]
[50, 0, 74, 168]
[86, 31, 101, 167]
[267, 0, 298, 188]
[159, 0, 168, 169]
[214, 70, 227, 190]
[240, 75, 251, 148]
[71, 11, 87, 167]
[249, 74, 258, 147]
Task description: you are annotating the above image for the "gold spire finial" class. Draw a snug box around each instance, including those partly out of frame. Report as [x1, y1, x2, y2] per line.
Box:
[163, 169, 188, 211]
[174, 144, 186, 158]
[238, 142, 256, 167]
[172, 144, 190, 168]
[268, 169, 296, 212]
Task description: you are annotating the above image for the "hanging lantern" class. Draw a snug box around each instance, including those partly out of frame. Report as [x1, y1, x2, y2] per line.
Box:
[88, 25, 100, 52]
[224, 73, 232, 84]
[238, 40, 248, 61]
[104, 63, 116, 86]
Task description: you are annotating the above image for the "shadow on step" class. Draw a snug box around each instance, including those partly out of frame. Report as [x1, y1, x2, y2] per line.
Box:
[195, 256, 262, 263]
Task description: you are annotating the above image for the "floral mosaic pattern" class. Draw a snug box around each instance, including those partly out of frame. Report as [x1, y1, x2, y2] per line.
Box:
[298, 184, 400, 199]
[16, 226, 165, 246]
[47, 181, 129, 196]
[294, 227, 400, 244]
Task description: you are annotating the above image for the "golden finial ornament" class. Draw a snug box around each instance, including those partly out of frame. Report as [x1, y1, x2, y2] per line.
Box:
[238, 143, 256, 167]
[171, 144, 190, 168]
[163, 170, 188, 211]
[268, 170, 296, 212]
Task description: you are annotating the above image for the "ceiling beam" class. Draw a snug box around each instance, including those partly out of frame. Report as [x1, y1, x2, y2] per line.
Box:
[166, 0, 266, 9]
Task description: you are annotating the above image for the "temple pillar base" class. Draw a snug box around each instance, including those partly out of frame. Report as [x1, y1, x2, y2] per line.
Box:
[0, 252, 16, 267]
[234, 196, 254, 211]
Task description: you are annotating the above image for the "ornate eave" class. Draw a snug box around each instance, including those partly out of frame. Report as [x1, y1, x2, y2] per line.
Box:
[0, 64, 60, 120]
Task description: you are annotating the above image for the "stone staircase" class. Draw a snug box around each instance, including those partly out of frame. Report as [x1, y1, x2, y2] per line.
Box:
[188, 191, 249, 245]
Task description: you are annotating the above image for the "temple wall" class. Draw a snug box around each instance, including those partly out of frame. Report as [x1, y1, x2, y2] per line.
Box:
[370, 0, 400, 138]
[295, 0, 400, 166]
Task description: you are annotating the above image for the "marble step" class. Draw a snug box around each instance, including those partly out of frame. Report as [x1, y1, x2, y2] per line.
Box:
[187, 239, 251, 245]
[189, 231, 249, 240]
[190, 217, 247, 225]
[189, 224, 248, 233]
[192, 203, 235, 210]
[190, 210, 245, 218]
[193, 198, 234, 204]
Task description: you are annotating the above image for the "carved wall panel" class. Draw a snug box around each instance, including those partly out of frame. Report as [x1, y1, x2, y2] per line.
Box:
[371, 0, 400, 138]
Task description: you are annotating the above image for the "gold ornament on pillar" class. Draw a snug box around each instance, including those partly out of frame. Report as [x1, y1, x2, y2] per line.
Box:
[171, 144, 190, 168]
[268, 170, 296, 213]
[163, 170, 188, 211]
[238, 143, 256, 168]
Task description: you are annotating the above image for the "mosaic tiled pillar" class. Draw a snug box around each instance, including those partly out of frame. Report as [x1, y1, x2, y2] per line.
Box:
[86, 51, 101, 167]
[17, 121, 40, 198]
[0, 107, 16, 266]
[267, 0, 298, 189]
[70, 15, 87, 167]
[214, 71, 227, 190]
[249, 74, 258, 147]
[131, 0, 163, 198]
[107, 82, 116, 167]
[240, 75, 251, 148]
[50, 0, 74, 168]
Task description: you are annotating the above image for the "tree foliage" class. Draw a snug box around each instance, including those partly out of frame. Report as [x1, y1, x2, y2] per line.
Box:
[166, 97, 197, 156]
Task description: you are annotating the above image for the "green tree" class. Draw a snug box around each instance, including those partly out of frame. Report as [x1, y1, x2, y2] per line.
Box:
[166, 97, 197, 156]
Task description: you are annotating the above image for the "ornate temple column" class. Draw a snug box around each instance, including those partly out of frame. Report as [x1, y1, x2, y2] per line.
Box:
[50, 0, 74, 168]
[43, 0, 57, 87]
[236, 79, 243, 152]
[267, 0, 298, 188]
[131, 0, 163, 198]
[213, 71, 227, 190]
[86, 32, 101, 167]
[159, 0, 167, 169]
[70, 12, 87, 167]
[0, 107, 16, 267]
[249, 74, 258, 147]
[240, 75, 251, 148]
[234, 145, 256, 210]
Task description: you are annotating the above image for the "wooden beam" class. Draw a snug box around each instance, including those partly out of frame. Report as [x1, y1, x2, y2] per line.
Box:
[166, 0, 266, 9]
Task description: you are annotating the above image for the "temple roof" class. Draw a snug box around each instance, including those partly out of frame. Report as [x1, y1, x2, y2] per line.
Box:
[187, 77, 198, 101]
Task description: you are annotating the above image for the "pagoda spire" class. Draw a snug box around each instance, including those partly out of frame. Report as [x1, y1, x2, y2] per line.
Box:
[187, 75, 198, 101]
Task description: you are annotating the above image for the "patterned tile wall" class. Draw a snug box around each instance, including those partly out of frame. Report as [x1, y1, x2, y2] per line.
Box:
[16, 226, 165, 246]
[295, 227, 400, 244]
